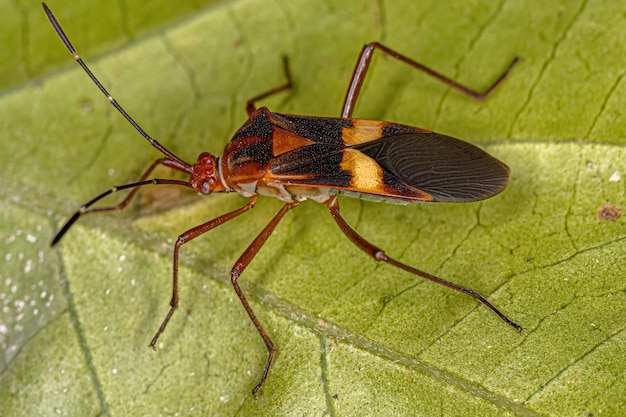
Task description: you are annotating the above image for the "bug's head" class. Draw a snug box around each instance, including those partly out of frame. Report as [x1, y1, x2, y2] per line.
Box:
[190, 152, 225, 195]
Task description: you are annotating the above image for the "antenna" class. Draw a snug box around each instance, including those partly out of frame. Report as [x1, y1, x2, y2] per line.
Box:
[42, 2, 192, 172]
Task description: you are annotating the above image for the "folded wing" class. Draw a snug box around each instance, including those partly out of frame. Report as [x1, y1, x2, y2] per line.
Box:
[269, 129, 509, 203]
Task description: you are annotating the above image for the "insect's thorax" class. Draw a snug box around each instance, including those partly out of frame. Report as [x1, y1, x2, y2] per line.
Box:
[221, 107, 334, 203]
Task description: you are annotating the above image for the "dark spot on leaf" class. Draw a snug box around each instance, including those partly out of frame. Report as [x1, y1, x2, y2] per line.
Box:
[597, 202, 621, 221]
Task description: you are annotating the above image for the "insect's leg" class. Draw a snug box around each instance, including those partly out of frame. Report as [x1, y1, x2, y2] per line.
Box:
[341, 42, 520, 118]
[149, 196, 259, 349]
[229, 200, 300, 397]
[51, 158, 191, 246]
[324, 196, 522, 333]
[84, 158, 191, 216]
[246, 56, 293, 115]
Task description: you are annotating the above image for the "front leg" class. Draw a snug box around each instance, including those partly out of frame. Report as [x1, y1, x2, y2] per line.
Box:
[149, 197, 258, 348]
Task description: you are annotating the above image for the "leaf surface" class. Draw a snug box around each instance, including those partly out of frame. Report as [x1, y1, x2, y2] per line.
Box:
[1, 1, 625, 416]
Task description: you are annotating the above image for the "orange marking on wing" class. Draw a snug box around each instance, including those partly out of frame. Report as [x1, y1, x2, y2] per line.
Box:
[272, 128, 316, 156]
[340, 149, 434, 201]
[265, 170, 319, 182]
[340, 149, 387, 193]
[341, 119, 385, 146]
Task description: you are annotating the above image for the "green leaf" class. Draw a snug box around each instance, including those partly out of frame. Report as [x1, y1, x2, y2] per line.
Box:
[2, 0, 625, 416]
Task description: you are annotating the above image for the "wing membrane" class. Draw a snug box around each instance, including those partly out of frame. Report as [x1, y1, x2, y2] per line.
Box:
[354, 133, 509, 202]
[269, 128, 509, 203]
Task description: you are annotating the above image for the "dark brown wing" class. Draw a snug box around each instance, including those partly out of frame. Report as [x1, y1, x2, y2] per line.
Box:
[353, 132, 510, 202]
[267, 114, 509, 203]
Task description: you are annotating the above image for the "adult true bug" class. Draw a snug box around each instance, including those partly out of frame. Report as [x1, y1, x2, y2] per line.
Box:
[44, 3, 522, 397]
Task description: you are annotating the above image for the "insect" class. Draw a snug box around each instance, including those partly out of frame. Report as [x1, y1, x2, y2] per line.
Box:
[44, 3, 522, 397]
